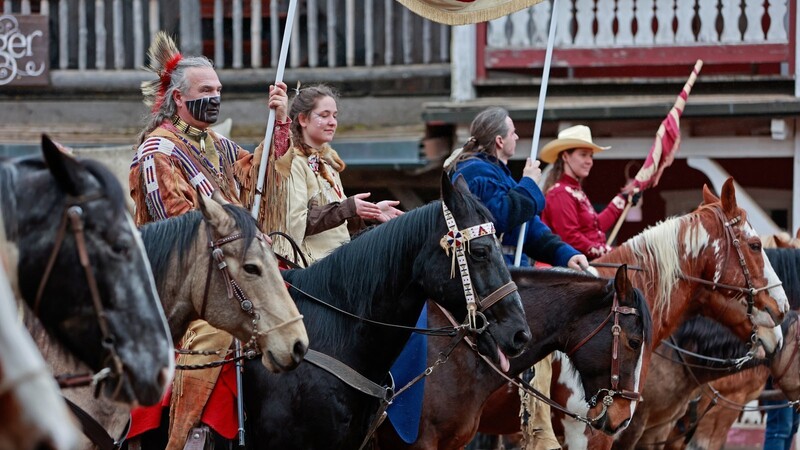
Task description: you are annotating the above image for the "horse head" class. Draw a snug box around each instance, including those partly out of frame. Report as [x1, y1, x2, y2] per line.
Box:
[419, 174, 531, 371]
[196, 193, 308, 372]
[10, 135, 174, 405]
[567, 266, 652, 435]
[694, 177, 788, 352]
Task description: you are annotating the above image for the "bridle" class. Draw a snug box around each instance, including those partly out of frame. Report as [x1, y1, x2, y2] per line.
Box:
[439, 202, 518, 332]
[772, 316, 800, 385]
[565, 288, 642, 423]
[34, 192, 125, 398]
[199, 223, 304, 354]
[680, 206, 783, 362]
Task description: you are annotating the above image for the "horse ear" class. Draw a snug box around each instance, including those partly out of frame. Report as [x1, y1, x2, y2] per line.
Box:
[701, 183, 719, 206]
[440, 172, 457, 208]
[198, 189, 236, 236]
[41, 134, 84, 197]
[613, 264, 631, 303]
[211, 189, 230, 205]
[719, 177, 738, 216]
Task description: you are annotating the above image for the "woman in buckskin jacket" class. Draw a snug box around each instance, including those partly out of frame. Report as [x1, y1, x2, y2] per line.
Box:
[268, 84, 403, 266]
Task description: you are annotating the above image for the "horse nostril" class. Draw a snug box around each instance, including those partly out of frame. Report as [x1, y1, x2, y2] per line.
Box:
[35, 438, 57, 450]
[513, 329, 531, 351]
[293, 340, 308, 364]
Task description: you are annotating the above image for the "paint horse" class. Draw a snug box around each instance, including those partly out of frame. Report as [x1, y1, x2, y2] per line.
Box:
[240, 175, 532, 449]
[374, 265, 652, 450]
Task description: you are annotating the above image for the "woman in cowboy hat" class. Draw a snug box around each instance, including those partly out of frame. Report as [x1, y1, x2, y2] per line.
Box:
[540, 125, 632, 260]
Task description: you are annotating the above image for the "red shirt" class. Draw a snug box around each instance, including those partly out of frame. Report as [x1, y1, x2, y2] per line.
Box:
[541, 174, 626, 259]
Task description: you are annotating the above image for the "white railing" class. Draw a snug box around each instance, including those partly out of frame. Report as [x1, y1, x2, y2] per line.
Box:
[1, 0, 450, 71]
[487, 0, 789, 49]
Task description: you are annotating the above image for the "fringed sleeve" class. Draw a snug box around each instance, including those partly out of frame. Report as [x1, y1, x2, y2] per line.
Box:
[234, 119, 293, 233]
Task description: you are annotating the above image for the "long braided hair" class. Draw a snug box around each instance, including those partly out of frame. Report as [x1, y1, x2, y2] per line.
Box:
[138, 32, 215, 145]
[446, 106, 510, 171]
[289, 84, 346, 189]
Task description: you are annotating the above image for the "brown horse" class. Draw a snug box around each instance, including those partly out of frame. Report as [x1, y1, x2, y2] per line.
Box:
[653, 245, 800, 450]
[0, 225, 79, 450]
[545, 179, 787, 449]
[614, 310, 800, 449]
[374, 265, 652, 449]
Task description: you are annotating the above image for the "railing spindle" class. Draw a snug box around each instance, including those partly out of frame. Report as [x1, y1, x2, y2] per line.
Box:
[308, 0, 319, 67]
[214, 0, 223, 68]
[233, 0, 243, 69]
[96, 0, 106, 70]
[78, 0, 87, 70]
[251, 0, 262, 68]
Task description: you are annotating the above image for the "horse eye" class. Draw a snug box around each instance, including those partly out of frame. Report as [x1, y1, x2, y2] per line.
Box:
[749, 242, 761, 252]
[112, 243, 130, 257]
[628, 338, 642, 351]
[470, 247, 489, 261]
[243, 264, 262, 276]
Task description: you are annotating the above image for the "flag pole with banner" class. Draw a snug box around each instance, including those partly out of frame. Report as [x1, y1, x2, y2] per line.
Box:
[605, 59, 704, 246]
[513, 0, 559, 267]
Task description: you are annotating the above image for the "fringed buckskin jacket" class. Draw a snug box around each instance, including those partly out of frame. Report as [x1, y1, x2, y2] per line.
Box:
[268, 143, 362, 267]
[129, 119, 291, 226]
[450, 153, 579, 267]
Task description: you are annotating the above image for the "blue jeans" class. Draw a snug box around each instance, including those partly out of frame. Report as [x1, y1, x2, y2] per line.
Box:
[764, 380, 800, 450]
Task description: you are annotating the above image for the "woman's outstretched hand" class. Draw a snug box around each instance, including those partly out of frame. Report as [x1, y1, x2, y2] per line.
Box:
[353, 192, 383, 221]
[375, 200, 404, 223]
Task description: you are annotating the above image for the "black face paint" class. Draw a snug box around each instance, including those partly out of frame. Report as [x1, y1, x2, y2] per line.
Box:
[185, 95, 221, 124]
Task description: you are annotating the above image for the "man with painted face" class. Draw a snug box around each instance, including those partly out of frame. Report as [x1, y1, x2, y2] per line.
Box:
[128, 33, 292, 450]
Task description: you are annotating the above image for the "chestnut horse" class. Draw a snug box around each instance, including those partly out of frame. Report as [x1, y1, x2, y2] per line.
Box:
[240, 176, 532, 449]
[374, 265, 652, 450]
[656, 245, 800, 450]
[615, 310, 800, 449]
[468, 179, 786, 448]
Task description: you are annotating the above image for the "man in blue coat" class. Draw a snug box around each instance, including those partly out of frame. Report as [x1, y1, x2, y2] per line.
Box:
[447, 106, 588, 450]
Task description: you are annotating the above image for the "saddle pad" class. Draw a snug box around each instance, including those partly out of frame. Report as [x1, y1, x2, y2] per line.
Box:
[129, 360, 238, 440]
[387, 304, 428, 444]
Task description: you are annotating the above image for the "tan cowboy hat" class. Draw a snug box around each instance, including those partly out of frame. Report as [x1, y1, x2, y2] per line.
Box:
[397, 0, 545, 25]
[538, 125, 611, 164]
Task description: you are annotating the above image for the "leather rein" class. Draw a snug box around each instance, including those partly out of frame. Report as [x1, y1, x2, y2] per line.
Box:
[34, 192, 124, 397]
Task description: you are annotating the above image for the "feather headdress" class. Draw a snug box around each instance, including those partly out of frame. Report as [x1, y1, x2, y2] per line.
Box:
[141, 32, 182, 113]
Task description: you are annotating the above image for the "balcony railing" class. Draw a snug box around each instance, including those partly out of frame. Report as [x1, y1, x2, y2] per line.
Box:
[1, 0, 451, 71]
[478, 0, 795, 79]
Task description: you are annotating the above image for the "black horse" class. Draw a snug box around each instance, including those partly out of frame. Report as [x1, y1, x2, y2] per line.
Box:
[0, 135, 173, 405]
[241, 175, 532, 449]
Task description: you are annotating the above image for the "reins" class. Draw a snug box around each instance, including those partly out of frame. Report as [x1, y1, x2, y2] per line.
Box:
[34, 192, 125, 399]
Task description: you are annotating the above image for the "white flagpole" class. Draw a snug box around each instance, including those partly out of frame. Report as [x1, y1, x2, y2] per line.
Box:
[514, 0, 558, 267]
[251, 0, 299, 220]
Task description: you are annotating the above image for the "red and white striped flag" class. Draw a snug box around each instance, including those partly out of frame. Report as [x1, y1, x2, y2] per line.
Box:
[632, 60, 703, 191]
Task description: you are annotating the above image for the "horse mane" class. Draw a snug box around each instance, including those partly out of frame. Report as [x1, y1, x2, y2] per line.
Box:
[0, 160, 19, 242]
[620, 205, 728, 318]
[285, 193, 492, 350]
[139, 204, 258, 291]
[765, 248, 800, 310]
[672, 311, 798, 368]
